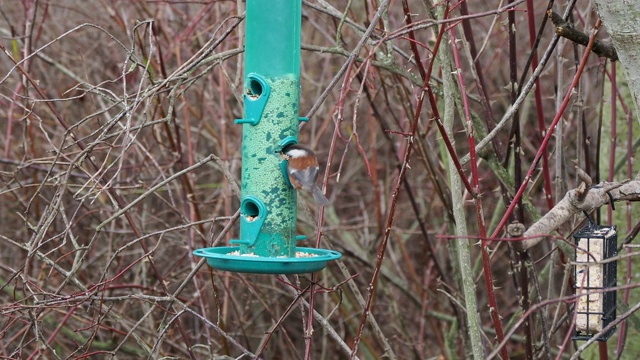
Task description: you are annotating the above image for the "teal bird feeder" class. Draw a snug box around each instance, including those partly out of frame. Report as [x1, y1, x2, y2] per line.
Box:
[193, 0, 341, 274]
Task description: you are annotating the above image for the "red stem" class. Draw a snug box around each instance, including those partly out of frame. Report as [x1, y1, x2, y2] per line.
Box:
[26, 305, 79, 360]
[526, 0, 554, 210]
[3, 82, 21, 169]
[599, 342, 609, 360]
[448, 24, 509, 360]
[603, 66, 630, 115]
[349, 2, 449, 358]
[491, 19, 603, 240]
[305, 51, 358, 360]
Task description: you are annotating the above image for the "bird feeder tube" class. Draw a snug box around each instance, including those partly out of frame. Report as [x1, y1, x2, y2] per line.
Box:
[193, 0, 340, 274]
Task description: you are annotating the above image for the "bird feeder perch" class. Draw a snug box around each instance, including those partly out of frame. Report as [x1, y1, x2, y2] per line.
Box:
[193, 0, 340, 274]
[573, 223, 617, 341]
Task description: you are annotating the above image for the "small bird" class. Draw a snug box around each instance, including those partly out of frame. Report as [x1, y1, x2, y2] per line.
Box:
[281, 143, 330, 206]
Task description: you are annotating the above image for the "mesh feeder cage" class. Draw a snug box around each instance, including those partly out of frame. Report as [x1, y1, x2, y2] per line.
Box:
[573, 223, 617, 341]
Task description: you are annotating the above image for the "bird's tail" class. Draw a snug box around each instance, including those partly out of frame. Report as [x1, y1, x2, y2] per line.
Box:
[311, 186, 330, 206]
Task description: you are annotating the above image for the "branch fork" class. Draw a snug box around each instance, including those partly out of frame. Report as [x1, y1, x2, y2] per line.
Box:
[515, 170, 640, 252]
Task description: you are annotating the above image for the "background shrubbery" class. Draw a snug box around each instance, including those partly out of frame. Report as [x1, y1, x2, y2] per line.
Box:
[0, 1, 637, 359]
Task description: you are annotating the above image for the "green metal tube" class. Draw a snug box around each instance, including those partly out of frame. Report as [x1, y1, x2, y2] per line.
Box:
[234, 0, 302, 257]
[245, 0, 301, 79]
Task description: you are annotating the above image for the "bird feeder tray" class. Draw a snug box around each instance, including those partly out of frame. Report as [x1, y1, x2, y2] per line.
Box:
[193, 247, 342, 274]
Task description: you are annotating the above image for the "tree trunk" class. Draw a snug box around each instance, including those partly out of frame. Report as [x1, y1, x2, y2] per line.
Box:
[595, 0, 640, 118]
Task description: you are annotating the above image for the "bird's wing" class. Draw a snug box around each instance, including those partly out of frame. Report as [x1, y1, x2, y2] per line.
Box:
[290, 166, 319, 190]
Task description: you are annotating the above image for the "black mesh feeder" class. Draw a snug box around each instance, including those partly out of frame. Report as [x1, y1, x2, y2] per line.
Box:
[573, 222, 617, 341]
